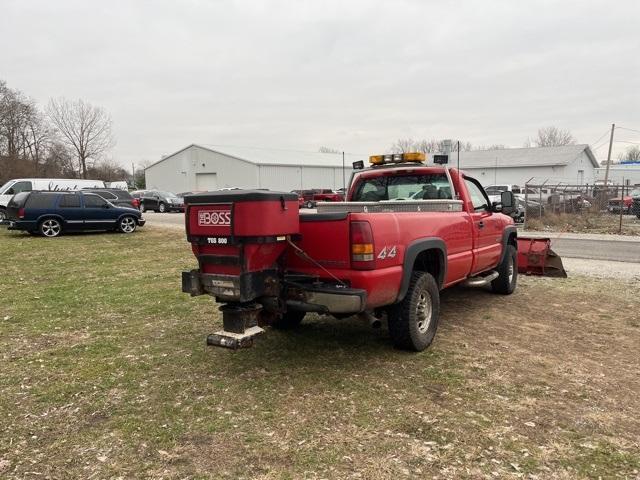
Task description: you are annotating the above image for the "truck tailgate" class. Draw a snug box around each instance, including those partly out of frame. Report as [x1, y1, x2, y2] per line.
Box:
[287, 212, 351, 272]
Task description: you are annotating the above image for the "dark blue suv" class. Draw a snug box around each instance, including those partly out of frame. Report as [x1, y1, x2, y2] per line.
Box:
[5, 191, 145, 237]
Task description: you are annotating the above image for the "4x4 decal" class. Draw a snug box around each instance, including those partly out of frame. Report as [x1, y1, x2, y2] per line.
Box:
[377, 245, 397, 260]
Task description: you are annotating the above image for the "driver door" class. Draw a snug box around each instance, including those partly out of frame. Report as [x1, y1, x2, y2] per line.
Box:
[82, 193, 118, 230]
[464, 176, 503, 274]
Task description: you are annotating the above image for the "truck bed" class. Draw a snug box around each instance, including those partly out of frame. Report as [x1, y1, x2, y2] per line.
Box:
[287, 206, 477, 309]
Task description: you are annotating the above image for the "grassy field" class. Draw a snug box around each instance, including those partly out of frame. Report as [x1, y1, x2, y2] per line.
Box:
[1, 226, 639, 479]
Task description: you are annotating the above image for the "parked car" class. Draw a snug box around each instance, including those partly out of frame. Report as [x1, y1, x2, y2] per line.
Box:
[632, 196, 640, 218]
[607, 188, 640, 214]
[130, 189, 149, 199]
[5, 191, 145, 237]
[177, 191, 205, 198]
[293, 189, 344, 208]
[0, 177, 106, 222]
[139, 190, 185, 213]
[82, 188, 140, 210]
[312, 189, 344, 203]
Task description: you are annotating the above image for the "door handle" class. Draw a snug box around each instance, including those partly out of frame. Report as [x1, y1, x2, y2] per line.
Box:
[478, 221, 484, 229]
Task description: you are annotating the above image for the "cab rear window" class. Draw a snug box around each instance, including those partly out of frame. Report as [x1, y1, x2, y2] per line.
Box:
[352, 174, 451, 201]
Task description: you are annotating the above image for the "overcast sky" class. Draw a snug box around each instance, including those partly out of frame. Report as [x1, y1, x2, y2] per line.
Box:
[2, 0, 639, 167]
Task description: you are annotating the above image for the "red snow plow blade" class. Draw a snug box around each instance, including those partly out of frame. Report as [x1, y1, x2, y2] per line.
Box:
[517, 237, 567, 278]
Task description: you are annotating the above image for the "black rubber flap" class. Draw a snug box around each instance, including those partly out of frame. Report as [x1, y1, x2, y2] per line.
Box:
[184, 189, 298, 204]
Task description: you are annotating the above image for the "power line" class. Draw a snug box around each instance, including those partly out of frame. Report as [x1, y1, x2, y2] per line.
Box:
[589, 129, 612, 148]
[616, 126, 640, 135]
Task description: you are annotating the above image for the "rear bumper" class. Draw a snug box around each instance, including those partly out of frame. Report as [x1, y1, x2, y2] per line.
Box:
[7, 220, 36, 231]
[286, 283, 367, 314]
[182, 270, 367, 314]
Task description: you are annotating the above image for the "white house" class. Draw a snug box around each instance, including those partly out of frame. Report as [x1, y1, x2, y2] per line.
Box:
[144, 144, 364, 193]
[455, 144, 599, 187]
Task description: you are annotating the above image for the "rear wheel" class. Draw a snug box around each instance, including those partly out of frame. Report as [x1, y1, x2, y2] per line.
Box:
[118, 216, 137, 233]
[39, 218, 62, 238]
[388, 271, 440, 352]
[158, 202, 166, 213]
[491, 244, 517, 295]
[305, 201, 313, 209]
[272, 310, 305, 329]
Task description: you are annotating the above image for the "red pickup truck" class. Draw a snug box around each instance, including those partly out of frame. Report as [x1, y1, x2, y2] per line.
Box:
[182, 152, 517, 351]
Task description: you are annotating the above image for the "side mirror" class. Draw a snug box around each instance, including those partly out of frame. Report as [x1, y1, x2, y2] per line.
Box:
[500, 191, 515, 215]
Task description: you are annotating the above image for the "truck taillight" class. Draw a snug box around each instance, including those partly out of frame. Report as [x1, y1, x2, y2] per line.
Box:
[18, 208, 25, 219]
[350, 221, 375, 269]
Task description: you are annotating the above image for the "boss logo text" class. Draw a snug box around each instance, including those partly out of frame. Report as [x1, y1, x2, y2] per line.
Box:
[198, 210, 231, 226]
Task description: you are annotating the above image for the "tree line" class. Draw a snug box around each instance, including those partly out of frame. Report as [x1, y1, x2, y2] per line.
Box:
[0, 79, 129, 185]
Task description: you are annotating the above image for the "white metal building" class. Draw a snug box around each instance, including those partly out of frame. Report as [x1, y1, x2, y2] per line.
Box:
[144, 144, 363, 193]
[595, 163, 640, 185]
[456, 145, 599, 187]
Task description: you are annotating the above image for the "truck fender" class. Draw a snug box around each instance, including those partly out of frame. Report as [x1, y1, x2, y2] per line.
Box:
[396, 238, 447, 302]
[498, 225, 518, 265]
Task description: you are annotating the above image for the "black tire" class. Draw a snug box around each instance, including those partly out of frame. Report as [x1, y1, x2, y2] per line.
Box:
[491, 244, 517, 295]
[388, 271, 440, 352]
[0, 208, 6, 222]
[158, 202, 166, 213]
[305, 201, 313, 209]
[118, 216, 137, 234]
[272, 310, 305, 329]
[139, 203, 146, 213]
[39, 218, 62, 238]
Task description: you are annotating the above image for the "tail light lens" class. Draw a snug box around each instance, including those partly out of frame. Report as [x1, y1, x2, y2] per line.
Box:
[132, 198, 140, 209]
[350, 221, 375, 270]
[18, 208, 25, 219]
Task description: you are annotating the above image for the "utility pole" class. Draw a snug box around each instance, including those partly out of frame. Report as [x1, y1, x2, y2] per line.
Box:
[457, 140, 460, 171]
[603, 123, 615, 186]
[342, 151, 346, 197]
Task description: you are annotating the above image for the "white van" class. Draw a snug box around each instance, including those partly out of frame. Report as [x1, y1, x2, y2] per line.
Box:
[0, 178, 106, 221]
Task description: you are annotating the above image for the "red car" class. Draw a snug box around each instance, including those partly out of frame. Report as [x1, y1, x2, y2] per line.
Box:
[182, 153, 517, 351]
[608, 188, 640, 213]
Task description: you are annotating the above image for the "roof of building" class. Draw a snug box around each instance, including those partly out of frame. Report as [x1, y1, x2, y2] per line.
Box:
[456, 144, 598, 169]
[146, 143, 599, 171]
[146, 143, 366, 170]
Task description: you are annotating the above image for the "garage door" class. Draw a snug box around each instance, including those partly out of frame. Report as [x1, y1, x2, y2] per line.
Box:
[196, 173, 218, 191]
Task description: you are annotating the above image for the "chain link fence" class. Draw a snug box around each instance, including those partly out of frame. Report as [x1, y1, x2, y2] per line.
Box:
[521, 182, 640, 235]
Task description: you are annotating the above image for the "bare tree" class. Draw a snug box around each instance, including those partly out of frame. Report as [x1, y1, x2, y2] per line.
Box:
[0, 82, 35, 159]
[391, 138, 418, 153]
[475, 144, 506, 150]
[619, 145, 640, 162]
[391, 138, 472, 154]
[46, 98, 114, 178]
[318, 146, 341, 154]
[528, 126, 576, 147]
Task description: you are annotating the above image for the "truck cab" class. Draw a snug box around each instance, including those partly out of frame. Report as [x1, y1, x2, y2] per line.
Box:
[182, 152, 517, 351]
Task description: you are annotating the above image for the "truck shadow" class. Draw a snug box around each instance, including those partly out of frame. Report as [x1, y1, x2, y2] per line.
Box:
[214, 285, 499, 372]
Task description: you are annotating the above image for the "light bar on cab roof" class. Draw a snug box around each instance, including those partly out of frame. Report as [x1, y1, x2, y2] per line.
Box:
[369, 152, 426, 165]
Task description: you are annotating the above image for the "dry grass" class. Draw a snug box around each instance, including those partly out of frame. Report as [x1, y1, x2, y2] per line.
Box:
[526, 212, 640, 235]
[1, 226, 639, 479]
